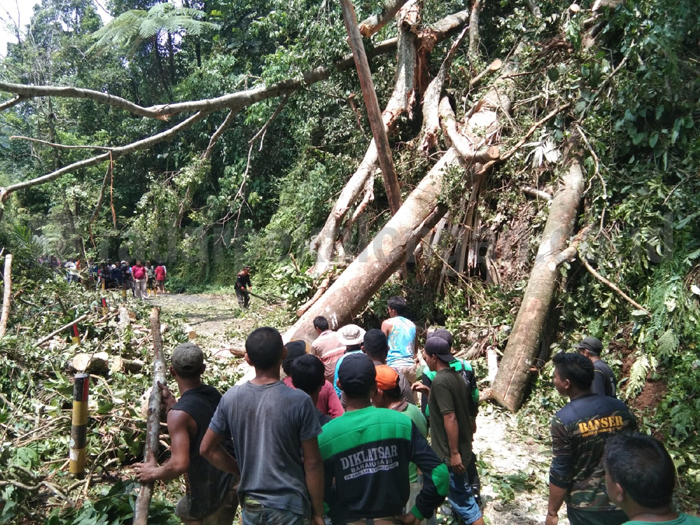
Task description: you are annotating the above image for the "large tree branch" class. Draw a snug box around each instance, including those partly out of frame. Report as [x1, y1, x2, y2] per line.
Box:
[359, 0, 411, 37]
[0, 111, 209, 203]
[439, 97, 499, 163]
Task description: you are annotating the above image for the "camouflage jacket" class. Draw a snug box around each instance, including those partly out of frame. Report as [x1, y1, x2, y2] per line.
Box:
[549, 393, 637, 510]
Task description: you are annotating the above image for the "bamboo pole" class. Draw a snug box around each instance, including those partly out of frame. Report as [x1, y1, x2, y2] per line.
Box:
[339, 0, 402, 216]
[0, 254, 12, 337]
[133, 308, 167, 525]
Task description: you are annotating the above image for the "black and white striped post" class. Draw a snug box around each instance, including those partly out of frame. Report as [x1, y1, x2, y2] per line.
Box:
[70, 373, 90, 478]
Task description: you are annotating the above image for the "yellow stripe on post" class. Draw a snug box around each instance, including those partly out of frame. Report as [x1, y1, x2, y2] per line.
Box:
[70, 374, 90, 479]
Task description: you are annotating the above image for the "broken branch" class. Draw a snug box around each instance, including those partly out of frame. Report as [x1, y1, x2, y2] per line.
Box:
[579, 254, 650, 315]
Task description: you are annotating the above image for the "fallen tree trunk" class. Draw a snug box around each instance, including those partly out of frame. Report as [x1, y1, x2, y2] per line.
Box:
[285, 148, 460, 342]
[340, 0, 402, 217]
[491, 144, 585, 412]
[133, 308, 167, 525]
[0, 254, 12, 338]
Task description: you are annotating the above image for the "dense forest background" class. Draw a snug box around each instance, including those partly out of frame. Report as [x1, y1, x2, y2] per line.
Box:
[0, 0, 699, 522]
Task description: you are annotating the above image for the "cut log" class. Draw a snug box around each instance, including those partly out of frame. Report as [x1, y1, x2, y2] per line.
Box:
[133, 308, 167, 525]
[491, 145, 585, 412]
[110, 356, 145, 374]
[72, 352, 110, 374]
[0, 254, 12, 337]
[285, 149, 460, 342]
[340, 0, 402, 217]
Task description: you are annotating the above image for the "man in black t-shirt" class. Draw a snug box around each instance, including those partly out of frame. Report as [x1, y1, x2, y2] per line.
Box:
[235, 266, 252, 309]
[134, 343, 238, 524]
[576, 337, 617, 398]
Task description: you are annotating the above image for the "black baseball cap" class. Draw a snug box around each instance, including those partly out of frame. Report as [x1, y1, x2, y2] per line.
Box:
[424, 337, 455, 362]
[171, 343, 204, 374]
[575, 337, 603, 355]
[428, 328, 453, 349]
[337, 353, 376, 395]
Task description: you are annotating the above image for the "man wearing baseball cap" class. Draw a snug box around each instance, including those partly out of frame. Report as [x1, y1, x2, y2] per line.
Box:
[575, 337, 617, 398]
[134, 343, 238, 524]
[413, 338, 485, 525]
[319, 353, 448, 524]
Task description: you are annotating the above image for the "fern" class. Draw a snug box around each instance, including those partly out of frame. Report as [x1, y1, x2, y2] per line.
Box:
[656, 328, 679, 357]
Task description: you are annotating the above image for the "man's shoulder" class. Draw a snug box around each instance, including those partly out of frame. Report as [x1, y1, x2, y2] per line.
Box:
[556, 394, 632, 424]
[320, 409, 411, 448]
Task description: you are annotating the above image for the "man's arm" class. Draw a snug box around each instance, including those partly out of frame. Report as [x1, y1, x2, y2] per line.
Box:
[134, 410, 192, 482]
[381, 319, 392, 337]
[443, 412, 465, 474]
[591, 370, 606, 396]
[546, 484, 568, 525]
[547, 416, 573, 525]
[199, 428, 240, 475]
[301, 437, 325, 525]
[403, 423, 448, 522]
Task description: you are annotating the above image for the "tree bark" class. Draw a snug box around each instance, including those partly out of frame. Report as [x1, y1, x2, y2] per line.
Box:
[491, 146, 585, 413]
[340, 0, 402, 216]
[0, 254, 12, 337]
[133, 308, 167, 525]
[468, 0, 482, 59]
[285, 149, 460, 342]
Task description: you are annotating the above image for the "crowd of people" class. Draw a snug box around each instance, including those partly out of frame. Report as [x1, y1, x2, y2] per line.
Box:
[133, 294, 698, 525]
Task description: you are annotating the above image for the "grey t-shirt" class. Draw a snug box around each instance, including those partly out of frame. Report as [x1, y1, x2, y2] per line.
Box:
[209, 380, 322, 516]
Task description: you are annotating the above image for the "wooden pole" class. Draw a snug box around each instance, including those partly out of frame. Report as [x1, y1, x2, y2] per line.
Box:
[0, 254, 12, 337]
[133, 308, 167, 525]
[35, 313, 89, 346]
[339, 0, 402, 216]
[69, 373, 89, 478]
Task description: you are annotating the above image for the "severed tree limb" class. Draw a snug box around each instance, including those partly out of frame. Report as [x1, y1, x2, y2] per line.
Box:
[439, 97, 500, 163]
[340, 0, 402, 217]
[201, 108, 240, 160]
[0, 95, 26, 111]
[468, 0, 482, 59]
[579, 254, 650, 315]
[10, 136, 113, 151]
[248, 93, 291, 150]
[522, 185, 552, 201]
[547, 225, 592, 270]
[421, 26, 470, 155]
[0, 111, 209, 205]
[133, 308, 168, 525]
[359, 0, 411, 36]
[0, 254, 12, 338]
[469, 59, 502, 88]
[340, 169, 376, 239]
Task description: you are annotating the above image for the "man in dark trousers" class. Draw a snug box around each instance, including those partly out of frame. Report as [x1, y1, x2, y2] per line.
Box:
[412, 338, 485, 525]
[319, 352, 448, 524]
[546, 352, 637, 525]
[134, 343, 237, 524]
[576, 337, 617, 398]
[235, 266, 252, 309]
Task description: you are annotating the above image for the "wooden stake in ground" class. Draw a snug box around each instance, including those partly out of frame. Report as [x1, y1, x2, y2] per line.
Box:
[491, 145, 585, 413]
[339, 0, 402, 216]
[0, 254, 12, 337]
[133, 308, 167, 525]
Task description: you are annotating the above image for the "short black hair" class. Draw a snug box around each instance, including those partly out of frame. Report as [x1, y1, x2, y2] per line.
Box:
[363, 329, 388, 359]
[552, 352, 594, 390]
[605, 433, 676, 508]
[383, 385, 402, 400]
[291, 354, 326, 395]
[245, 327, 284, 370]
[313, 316, 329, 331]
[387, 296, 408, 316]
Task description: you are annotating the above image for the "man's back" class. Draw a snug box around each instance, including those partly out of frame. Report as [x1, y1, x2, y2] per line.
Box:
[172, 385, 232, 519]
[550, 394, 636, 511]
[209, 381, 321, 516]
[311, 331, 344, 383]
[319, 406, 445, 523]
[428, 368, 473, 462]
[236, 272, 251, 289]
[592, 360, 617, 398]
[386, 316, 416, 368]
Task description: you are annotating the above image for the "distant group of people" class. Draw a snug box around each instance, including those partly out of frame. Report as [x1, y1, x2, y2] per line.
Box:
[38, 255, 82, 283]
[96, 260, 167, 298]
[133, 296, 698, 525]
